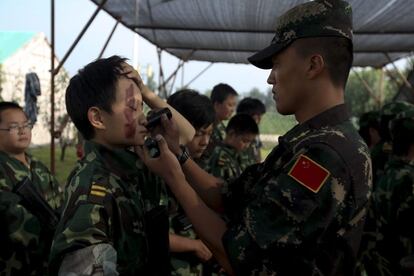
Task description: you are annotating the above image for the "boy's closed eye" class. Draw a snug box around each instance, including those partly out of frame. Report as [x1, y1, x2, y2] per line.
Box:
[127, 99, 138, 111]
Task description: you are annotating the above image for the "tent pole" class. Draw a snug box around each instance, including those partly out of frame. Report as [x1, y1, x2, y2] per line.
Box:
[168, 60, 183, 96]
[54, 0, 107, 75]
[184, 62, 214, 88]
[157, 48, 167, 99]
[378, 67, 384, 105]
[157, 50, 194, 95]
[98, 20, 119, 59]
[168, 69, 178, 97]
[50, 0, 56, 174]
[384, 67, 402, 88]
[384, 53, 414, 92]
[351, 69, 381, 107]
[181, 62, 185, 88]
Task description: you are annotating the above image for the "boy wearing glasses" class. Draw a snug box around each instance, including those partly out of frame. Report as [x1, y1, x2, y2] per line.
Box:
[0, 101, 62, 275]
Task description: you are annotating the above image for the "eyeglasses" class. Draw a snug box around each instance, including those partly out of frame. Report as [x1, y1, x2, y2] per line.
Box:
[0, 123, 33, 134]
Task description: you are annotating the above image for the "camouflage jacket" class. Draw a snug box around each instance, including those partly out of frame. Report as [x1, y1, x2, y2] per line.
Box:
[168, 190, 203, 276]
[371, 157, 414, 276]
[207, 143, 243, 185]
[221, 104, 372, 275]
[211, 122, 226, 146]
[0, 151, 62, 275]
[200, 122, 227, 168]
[370, 140, 392, 187]
[239, 137, 263, 170]
[49, 141, 168, 276]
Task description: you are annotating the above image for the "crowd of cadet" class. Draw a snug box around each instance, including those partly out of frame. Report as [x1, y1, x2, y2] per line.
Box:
[0, 0, 413, 275]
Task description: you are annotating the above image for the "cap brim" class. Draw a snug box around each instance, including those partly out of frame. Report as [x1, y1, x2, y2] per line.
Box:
[248, 41, 290, 69]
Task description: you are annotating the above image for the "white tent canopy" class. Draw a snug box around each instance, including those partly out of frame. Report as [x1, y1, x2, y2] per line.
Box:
[90, 0, 414, 68]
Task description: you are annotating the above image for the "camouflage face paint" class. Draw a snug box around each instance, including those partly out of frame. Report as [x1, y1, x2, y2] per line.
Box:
[124, 84, 137, 138]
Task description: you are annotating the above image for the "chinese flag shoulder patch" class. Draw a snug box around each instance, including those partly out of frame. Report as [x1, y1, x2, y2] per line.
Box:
[288, 154, 330, 193]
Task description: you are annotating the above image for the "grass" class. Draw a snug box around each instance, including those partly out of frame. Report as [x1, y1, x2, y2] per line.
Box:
[259, 111, 297, 135]
[28, 145, 78, 186]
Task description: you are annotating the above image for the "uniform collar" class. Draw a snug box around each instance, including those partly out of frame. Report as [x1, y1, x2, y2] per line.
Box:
[0, 150, 32, 169]
[283, 104, 350, 141]
[83, 141, 142, 178]
[221, 143, 240, 157]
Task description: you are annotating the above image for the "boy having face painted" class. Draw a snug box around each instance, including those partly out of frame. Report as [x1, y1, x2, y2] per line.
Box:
[49, 56, 194, 275]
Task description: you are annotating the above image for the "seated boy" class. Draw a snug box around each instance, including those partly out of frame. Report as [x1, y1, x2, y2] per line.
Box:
[236, 97, 266, 166]
[0, 101, 62, 275]
[49, 56, 195, 275]
[200, 83, 238, 167]
[206, 113, 258, 184]
[167, 89, 215, 275]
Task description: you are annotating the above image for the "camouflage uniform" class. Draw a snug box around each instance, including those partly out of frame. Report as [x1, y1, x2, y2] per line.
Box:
[49, 141, 169, 275]
[207, 143, 243, 185]
[221, 105, 372, 275]
[365, 108, 414, 276]
[370, 157, 414, 276]
[211, 122, 226, 146]
[371, 101, 414, 185]
[370, 141, 392, 184]
[0, 151, 62, 275]
[357, 102, 414, 275]
[239, 137, 263, 170]
[168, 192, 203, 276]
[199, 122, 227, 169]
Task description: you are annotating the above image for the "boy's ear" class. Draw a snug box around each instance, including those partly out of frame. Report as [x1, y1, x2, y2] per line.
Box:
[307, 54, 324, 80]
[88, 107, 106, 130]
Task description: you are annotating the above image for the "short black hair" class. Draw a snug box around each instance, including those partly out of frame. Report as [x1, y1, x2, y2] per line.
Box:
[210, 83, 238, 104]
[226, 113, 259, 136]
[167, 89, 215, 130]
[293, 37, 353, 89]
[358, 111, 380, 147]
[236, 97, 266, 116]
[65, 55, 127, 140]
[390, 118, 414, 156]
[0, 101, 25, 123]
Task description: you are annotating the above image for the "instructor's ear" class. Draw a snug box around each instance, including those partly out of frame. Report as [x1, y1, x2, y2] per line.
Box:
[307, 54, 324, 80]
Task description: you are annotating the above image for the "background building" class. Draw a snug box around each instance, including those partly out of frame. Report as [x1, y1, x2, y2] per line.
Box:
[0, 31, 73, 145]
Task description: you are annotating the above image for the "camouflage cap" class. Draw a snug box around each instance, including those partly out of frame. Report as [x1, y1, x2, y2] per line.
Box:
[248, 0, 353, 69]
[389, 104, 414, 136]
[358, 111, 380, 129]
[380, 101, 414, 139]
[380, 101, 414, 117]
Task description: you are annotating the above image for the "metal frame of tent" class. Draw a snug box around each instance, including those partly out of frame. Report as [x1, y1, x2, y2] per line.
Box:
[48, 0, 414, 173]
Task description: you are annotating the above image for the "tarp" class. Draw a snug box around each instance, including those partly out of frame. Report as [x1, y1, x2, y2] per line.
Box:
[90, 0, 414, 68]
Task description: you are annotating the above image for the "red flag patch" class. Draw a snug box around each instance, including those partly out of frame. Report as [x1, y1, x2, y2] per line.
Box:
[288, 154, 330, 193]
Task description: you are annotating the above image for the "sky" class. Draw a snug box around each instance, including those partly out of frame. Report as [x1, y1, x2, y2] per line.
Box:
[0, 0, 272, 95]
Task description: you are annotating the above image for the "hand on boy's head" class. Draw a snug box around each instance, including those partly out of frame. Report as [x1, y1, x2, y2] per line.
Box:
[121, 63, 144, 89]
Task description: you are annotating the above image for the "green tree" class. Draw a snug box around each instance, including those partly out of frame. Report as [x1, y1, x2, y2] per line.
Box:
[245, 87, 275, 112]
[345, 68, 395, 117]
